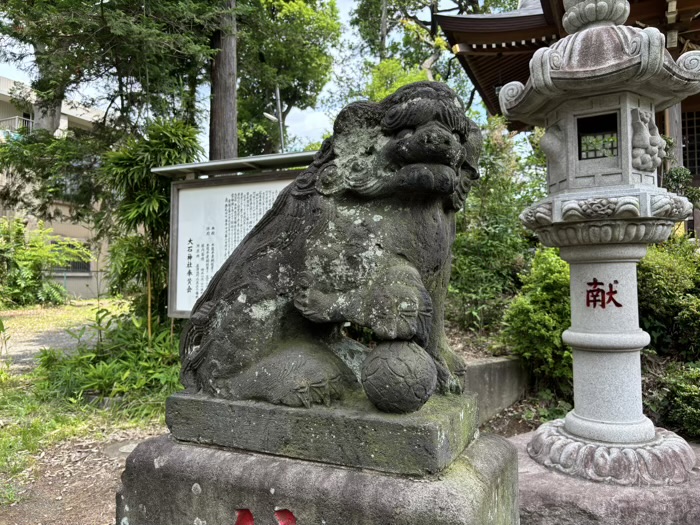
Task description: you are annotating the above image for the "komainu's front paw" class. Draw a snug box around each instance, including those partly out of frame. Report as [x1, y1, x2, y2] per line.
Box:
[369, 266, 432, 345]
[294, 287, 333, 322]
[436, 344, 467, 394]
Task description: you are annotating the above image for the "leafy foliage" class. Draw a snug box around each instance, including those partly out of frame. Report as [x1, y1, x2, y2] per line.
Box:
[101, 120, 202, 322]
[349, 0, 518, 78]
[0, 127, 118, 225]
[660, 363, 700, 437]
[35, 310, 182, 419]
[637, 236, 700, 361]
[361, 58, 429, 102]
[324, 0, 518, 112]
[449, 116, 546, 332]
[664, 166, 700, 209]
[522, 389, 572, 423]
[0, 0, 222, 131]
[237, 0, 341, 155]
[500, 248, 572, 396]
[503, 236, 700, 402]
[0, 218, 92, 307]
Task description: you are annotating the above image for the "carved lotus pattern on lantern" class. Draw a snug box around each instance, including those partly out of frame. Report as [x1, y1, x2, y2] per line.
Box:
[561, 197, 641, 221]
[528, 419, 697, 485]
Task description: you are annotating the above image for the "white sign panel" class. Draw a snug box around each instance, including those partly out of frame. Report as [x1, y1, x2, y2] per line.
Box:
[171, 177, 293, 316]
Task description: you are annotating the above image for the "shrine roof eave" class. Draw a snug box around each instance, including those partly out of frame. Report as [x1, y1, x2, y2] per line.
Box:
[438, 18, 544, 127]
[436, 12, 549, 34]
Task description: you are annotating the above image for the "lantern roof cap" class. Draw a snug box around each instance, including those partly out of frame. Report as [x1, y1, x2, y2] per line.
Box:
[499, 0, 700, 125]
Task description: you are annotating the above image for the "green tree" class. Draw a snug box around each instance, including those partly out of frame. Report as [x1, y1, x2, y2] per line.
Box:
[449, 115, 544, 332]
[101, 120, 202, 337]
[361, 59, 430, 101]
[341, 0, 518, 107]
[0, 0, 222, 132]
[0, 218, 92, 306]
[236, 0, 341, 155]
[0, 127, 118, 225]
[500, 248, 573, 396]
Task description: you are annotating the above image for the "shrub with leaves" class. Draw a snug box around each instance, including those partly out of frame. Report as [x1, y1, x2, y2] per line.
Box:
[660, 363, 700, 437]
[102, 119, 202, 335]
[500, 247, 572, 395]
[35, 310, 182, 418]
[0, 218, 92, 307]
[637, 236, 700, 361]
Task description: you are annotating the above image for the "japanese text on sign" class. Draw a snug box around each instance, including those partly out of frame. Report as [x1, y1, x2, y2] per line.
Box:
[173, 178, 292, 316]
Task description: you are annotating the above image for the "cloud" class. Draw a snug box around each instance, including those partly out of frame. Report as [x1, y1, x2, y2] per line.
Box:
[286, 107, 333, 145]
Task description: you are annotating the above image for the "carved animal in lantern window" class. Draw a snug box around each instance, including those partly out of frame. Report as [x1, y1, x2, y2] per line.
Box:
[631, 108, 666, 172]
[179, 82, 482, 413]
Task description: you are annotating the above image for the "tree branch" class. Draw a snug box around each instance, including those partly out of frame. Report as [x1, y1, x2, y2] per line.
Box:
[465, 87, 476, 111]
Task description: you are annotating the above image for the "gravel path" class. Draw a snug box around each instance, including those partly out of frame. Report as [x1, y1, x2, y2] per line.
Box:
[5, 329, 88, 368]
[1, 302, 102, 371]
[0, 302, 164, 525]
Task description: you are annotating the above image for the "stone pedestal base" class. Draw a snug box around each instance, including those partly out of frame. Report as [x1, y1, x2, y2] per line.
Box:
[116, 434, 519, 525]
[166, 390, 478, 476]
[513, 431, 700, 525]
[528, 419, 696, 485]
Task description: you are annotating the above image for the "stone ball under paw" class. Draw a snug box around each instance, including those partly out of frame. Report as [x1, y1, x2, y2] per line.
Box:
[360, 341, 437, 413]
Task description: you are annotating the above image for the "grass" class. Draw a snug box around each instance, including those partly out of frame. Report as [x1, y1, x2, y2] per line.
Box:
[0, 363, 160, 505]
[0, 299, 160, 506]
[0, 298, 128, 339]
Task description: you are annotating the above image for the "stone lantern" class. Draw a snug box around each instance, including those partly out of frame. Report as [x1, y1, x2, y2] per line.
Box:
[500, 0, 698, 485]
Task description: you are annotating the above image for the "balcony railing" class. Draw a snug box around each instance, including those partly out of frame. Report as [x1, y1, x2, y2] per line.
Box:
[0, 116, 34, 132]
[0, 116, 33, 142]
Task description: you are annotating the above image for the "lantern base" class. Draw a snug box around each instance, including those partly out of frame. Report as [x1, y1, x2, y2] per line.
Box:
[527, 419, 696, 486]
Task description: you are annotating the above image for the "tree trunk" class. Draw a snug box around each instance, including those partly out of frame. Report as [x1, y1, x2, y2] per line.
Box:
[209, 0, 238, 160]
[183, 70, 199, 127]
[32, 99, 63, 134]
[32, 43, 66, 135]
[379, 0, 388, 60]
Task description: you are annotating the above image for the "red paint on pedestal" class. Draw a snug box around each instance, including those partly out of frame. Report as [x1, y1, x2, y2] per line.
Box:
[235, 509, 254, 525]
[274, 509, 297, 525]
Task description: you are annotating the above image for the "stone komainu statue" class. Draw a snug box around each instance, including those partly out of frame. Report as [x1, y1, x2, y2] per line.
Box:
[180, 82, 482, 413]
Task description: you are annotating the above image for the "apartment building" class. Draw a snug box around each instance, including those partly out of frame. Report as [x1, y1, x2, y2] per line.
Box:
[0, 76, 107, 299]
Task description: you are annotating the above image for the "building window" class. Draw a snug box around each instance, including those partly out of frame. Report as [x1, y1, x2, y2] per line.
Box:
[51, 241, 91, 273]
[682, 111, 700, 174]
[578, 113, 619, 160]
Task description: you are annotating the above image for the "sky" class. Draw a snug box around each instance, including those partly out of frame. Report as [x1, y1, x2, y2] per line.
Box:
[282, 0, 355, 146]
[0, 0, 360, 150]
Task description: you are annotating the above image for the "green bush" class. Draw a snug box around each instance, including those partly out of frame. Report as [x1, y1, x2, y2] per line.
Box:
[660, 363, 700, 437]
[501, 247, 572, 395]
[0, 218, 92, 307]
[35, 310, 182, 418]
[637, 236, 700, 360]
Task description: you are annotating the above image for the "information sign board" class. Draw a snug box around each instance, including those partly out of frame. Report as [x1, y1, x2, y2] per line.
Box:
[169, 174, 293, 317]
